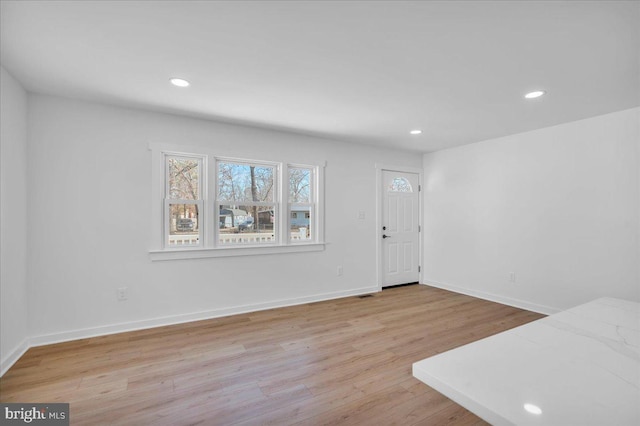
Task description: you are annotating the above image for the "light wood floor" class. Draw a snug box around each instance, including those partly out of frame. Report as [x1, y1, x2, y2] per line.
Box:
[0, 285, 544, 425]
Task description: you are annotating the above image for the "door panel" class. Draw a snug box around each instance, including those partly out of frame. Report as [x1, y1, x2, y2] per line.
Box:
[403, 197, 414, 232]
[382, 171, 419, 287]
[388, 194, 399, 232]
[388, 243, 398, 273]
[403, 242, 413, 272]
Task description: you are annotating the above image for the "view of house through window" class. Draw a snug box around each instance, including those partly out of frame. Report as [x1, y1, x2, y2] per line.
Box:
[157, 149, 322, 253]
[217, 161, 277, 245]
[289, 167, 314, 242]
[167, 157, 202, 246]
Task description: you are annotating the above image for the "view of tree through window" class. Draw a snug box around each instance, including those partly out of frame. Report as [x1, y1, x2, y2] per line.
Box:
[218, 162, 274, 202]
[156, 149, 323, 252]
[169, 158, 199, 199]
[289, 168, 311, 203]
[217, 162, 276, 244]
[167, 157, 201, 246]
[289, 167, 313, 242]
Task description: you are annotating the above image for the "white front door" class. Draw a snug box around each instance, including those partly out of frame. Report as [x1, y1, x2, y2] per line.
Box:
[381, 170, 420, 287]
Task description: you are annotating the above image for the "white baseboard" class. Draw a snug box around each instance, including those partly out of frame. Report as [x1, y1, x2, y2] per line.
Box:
[1, 338, 29, 377]
[1, 283, 552, 376]
[27, 286, 380, 348]
[1, 286, 378, 376]
[423, 280, 559, 315]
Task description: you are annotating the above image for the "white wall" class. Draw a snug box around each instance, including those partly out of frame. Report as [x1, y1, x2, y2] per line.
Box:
[0, 66, 30, 374]
[423, 108, 640, 314]
[26, 94, 422, 343]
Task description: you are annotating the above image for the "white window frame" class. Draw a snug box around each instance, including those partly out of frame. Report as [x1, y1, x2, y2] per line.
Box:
[164, 153, 206, 249]
[149, 143, 325, 261]
[215, 157, 280, 247]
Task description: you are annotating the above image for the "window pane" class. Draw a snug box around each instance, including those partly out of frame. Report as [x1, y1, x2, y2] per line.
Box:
[219, 204, 276, 245]
[168, 157, 199, 199]
[389, 177, 412, 192]
[290, 206, 312, 242]
[168, 204, 199, 246]
[289, 167, 311, 203]
[218, 162, 274, 202]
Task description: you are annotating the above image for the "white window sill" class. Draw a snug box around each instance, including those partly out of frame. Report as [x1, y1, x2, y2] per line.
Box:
[149, 242, 326, 261]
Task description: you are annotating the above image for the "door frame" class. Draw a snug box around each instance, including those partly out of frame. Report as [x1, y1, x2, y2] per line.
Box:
[375, 163, 424, 290]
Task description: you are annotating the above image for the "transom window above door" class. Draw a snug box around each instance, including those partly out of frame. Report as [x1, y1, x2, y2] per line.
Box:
[389, 177, 413, 192]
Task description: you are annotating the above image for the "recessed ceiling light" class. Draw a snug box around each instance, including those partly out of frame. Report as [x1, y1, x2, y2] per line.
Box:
[524, 90, 545, 99]
[170, 78, 190, 87]
[410, 130, 423, 135]
[524, 403, 542, 415]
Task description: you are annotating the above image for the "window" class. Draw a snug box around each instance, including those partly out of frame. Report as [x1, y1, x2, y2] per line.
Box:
[289, 166, 314, 242]
[166, 155, 204, 247]
[216, 160, 277, 245]
[150, 144, 325, 260]
[389, 177, 413, 192]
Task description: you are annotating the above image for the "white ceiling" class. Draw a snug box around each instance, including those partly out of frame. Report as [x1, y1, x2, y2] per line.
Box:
[1, 1, 638, 152]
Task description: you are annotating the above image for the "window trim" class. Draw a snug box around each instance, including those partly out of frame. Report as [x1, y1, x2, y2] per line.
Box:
[149, 143, 325, 261]
[149, 242, 325, 261]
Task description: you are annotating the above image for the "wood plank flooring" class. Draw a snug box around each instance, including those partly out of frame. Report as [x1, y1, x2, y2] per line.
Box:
[0, 285, 544, 425]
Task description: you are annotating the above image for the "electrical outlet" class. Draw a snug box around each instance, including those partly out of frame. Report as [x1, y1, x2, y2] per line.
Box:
[117, 287, 128, 301]
[509, 272, 516, 283]
[337, 265, 343, 276]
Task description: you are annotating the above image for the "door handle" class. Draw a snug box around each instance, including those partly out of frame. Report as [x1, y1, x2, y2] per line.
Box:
[382, 234, 391, 239]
